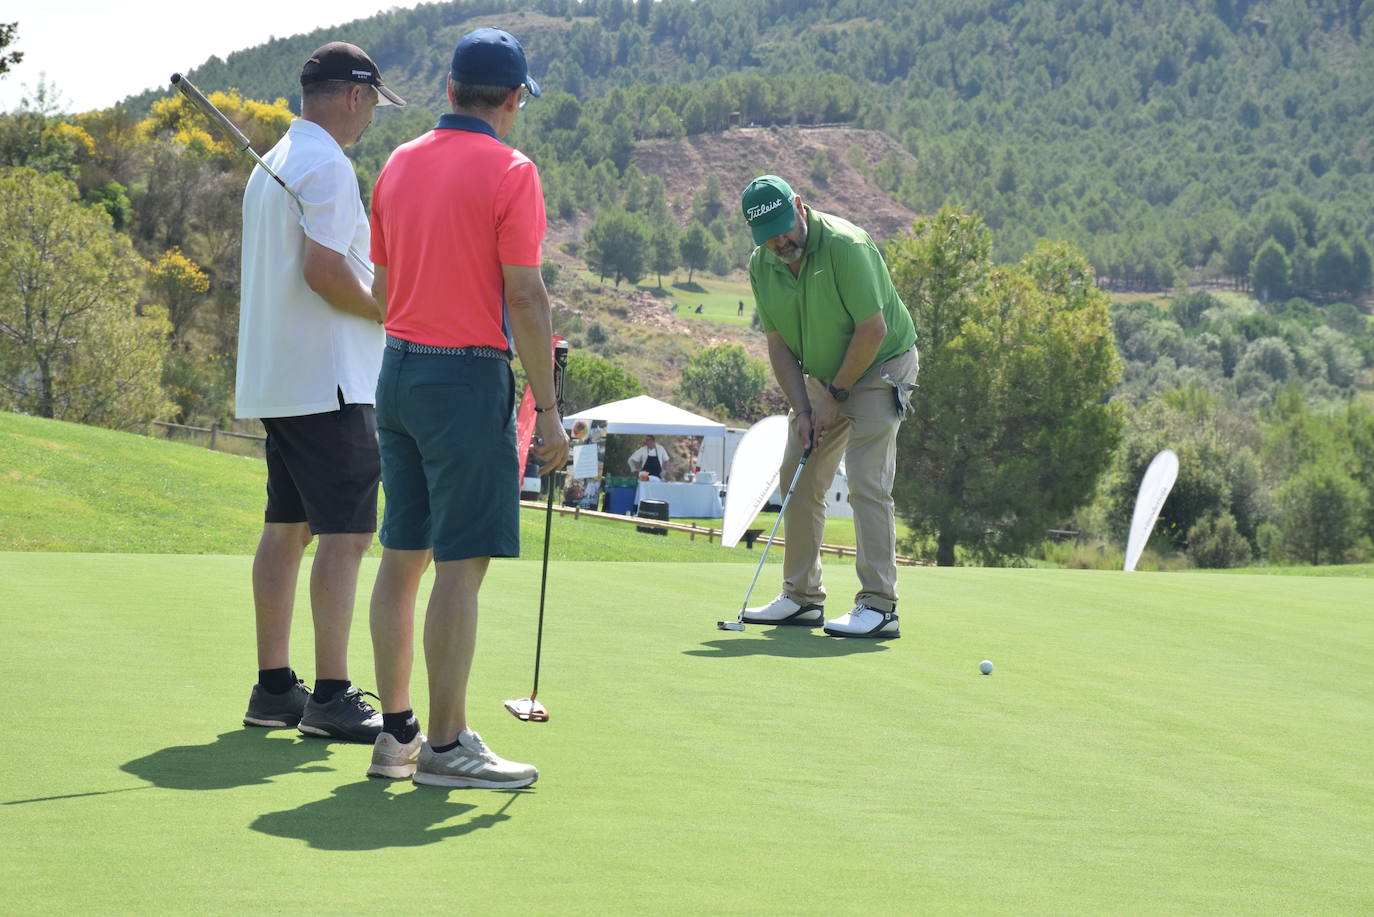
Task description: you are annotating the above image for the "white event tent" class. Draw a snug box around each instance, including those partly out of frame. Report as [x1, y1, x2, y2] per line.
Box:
[562, 394, 727, 475]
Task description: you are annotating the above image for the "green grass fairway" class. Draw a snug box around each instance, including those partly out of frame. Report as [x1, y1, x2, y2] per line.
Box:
[585, 272, 756, 326]
[662, 276, 756, 326]
[3, 554, 1371, 915]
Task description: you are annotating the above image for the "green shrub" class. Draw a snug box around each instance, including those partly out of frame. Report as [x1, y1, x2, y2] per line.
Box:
[1187, 512, 1253, 568]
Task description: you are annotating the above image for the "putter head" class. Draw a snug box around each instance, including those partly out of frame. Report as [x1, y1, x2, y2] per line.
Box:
[504, 697, 549, 722]
[716, 620, 746, 632]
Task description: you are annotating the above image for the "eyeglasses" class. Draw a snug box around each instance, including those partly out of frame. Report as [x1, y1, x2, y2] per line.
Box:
[518, 85, 532, 109]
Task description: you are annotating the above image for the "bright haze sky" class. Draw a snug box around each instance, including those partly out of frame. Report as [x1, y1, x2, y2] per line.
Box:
[1, 1, 418, 113]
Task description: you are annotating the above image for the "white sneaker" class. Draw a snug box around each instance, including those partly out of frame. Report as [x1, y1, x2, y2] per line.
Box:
[740, 593, 824, 626]
[823, 604, 900, 638]
[412, 729, 539, 789]
[366, 729, 426, 779]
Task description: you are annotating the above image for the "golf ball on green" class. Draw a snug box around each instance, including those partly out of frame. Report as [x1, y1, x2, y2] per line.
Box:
[979, 660, 994, 675]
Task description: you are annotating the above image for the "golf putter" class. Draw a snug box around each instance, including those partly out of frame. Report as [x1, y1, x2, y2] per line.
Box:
[505, 339, 569, 722]
[717, 446, 812, 632]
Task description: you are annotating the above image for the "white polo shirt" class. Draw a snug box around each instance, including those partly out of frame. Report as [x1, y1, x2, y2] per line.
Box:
[236, 118, 382, 419]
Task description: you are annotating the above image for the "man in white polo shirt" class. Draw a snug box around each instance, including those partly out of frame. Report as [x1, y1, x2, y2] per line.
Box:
[237, 42, 404, 742]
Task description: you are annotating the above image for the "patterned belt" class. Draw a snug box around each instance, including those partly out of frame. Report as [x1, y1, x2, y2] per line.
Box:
[385, 335, 511, 361]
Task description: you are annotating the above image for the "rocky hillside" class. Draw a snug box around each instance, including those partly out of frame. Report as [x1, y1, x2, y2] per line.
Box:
[630, 126, 919, 241]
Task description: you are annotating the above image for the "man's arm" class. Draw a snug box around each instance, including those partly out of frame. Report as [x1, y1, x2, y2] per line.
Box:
[766, 331, 815, 449]
[371, 264, 388, 323]
[829, 311, 887, 391]
[303, 238, 382, 322]
[809, 311, 887, 442]
[504, 262, 570, 474]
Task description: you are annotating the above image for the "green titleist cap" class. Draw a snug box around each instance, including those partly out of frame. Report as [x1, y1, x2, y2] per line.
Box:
[741, 175, 796, 245]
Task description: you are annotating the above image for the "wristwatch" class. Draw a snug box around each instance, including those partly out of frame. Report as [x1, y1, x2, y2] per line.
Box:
[827, 383, 849, 403]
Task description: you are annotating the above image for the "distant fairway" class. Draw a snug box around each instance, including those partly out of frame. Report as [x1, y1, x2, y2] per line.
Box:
[2, 553, 1370, 915]
[582, 271, 757, 326]
[662, 276, 756, 326]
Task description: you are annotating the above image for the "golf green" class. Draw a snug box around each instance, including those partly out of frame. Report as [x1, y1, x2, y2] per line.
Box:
[2, 553, 1370, 914]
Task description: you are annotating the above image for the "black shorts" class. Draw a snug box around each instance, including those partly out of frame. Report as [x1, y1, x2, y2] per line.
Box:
[261, 396, 381, 535]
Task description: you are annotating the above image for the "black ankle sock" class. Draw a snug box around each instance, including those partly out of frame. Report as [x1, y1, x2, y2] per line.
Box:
[383, 711, 419, 744]
[431, 736, 463, 754]
[312, 679, 350, 703]
[258, 667, 296, 694]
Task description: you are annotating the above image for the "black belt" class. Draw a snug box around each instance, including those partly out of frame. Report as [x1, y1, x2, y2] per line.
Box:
[386, 335, 510, 361]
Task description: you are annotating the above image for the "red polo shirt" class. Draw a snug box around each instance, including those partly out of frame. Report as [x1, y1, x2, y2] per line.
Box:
[370, 114, 546, 349]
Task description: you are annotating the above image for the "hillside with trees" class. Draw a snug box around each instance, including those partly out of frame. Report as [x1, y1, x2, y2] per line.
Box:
[2, 2, 1373, 568]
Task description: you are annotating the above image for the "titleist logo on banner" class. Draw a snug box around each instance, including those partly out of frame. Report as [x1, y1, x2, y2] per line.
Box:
[746, 198, 785, 223]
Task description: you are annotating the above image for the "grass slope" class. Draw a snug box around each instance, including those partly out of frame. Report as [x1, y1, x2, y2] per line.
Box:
[2, 554, 1370, 915]
[0, 411, 767, 562]
[0, 411, 265, 553]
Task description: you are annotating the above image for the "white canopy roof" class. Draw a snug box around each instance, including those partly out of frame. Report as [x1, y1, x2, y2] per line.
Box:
[563, 395, 725, 437]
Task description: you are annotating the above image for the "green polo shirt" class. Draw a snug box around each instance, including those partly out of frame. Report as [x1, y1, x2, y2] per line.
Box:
[749, 207, 917, 385]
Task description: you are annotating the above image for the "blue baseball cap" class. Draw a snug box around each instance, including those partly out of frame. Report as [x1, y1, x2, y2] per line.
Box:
[450, 28, 541, 98]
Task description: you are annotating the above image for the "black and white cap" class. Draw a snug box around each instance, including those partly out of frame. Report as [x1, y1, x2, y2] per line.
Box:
[300, 41, 406, 106]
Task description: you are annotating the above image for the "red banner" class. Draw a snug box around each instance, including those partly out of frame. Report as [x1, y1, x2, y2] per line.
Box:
[516, 335, 564, 492]
[516, 383, 537, 492]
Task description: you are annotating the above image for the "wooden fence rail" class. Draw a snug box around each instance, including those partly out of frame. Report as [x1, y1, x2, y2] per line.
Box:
[153, 420, 265, 451]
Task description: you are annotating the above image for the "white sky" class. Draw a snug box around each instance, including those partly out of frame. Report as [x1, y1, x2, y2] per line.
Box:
[1, 1, 417, 113]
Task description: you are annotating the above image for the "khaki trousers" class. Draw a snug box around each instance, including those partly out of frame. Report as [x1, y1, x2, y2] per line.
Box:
[779, 346, 918, 613]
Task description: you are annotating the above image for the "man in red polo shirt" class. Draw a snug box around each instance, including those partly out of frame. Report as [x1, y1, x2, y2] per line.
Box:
[364, 28, 568, 788]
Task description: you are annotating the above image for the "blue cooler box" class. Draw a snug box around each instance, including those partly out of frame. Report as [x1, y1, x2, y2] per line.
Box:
[606, 485, 636, 515]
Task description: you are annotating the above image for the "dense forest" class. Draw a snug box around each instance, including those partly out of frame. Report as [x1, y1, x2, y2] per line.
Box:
[131, 0, 1374, 297]
[2, 0, 1372, 566]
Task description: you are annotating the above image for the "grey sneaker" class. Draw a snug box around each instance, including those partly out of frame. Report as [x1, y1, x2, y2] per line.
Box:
[243, 680, 310, 728]
[298, 686, 383, 743]
[367, 729, 426, 779]
[413, 729, 539, 789]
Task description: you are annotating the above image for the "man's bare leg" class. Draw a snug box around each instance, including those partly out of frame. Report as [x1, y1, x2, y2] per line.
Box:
[423, 557, 490, 747]
[309, 532, 374, 681]
[252, 522, 312, 670]
[370, 547, 433, 714]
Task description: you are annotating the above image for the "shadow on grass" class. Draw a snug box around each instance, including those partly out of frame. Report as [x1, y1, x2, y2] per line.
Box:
[5, 786, 154, 806]
[683, 625, 891, 659]
[251, 783, 526, 850]
[672, 280, 707, 293]
[121, 729, 336, 790]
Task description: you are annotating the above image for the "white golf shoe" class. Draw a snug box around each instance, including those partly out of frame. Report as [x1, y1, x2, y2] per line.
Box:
[740, 593, 824, 626]
[823, 604, 900, 638]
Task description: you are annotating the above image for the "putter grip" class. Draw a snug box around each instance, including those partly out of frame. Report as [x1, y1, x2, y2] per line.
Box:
[552, 340, 569, 407]
[170, 73, 251, 152]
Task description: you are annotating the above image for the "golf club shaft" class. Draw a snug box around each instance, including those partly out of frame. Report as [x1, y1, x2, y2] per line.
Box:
[169, 72, 374, 279]
[737, 447, 812, 619]
[530, 339, 569, 700]
[531, 474, 554, 700]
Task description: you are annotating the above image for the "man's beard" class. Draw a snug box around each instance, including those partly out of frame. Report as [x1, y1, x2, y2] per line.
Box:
[775, 232, 805, 263]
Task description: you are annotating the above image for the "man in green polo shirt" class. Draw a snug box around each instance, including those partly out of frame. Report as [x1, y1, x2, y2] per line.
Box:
[739, 174, 918, 638]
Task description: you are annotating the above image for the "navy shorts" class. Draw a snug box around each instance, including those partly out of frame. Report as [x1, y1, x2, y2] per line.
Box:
[375, 344, 520, 562]
[261, 394, 380, 534]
